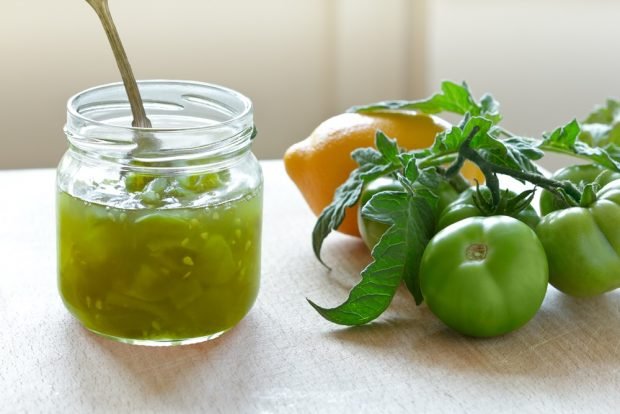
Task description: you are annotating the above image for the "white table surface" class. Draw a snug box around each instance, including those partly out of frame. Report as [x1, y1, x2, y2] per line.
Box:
[2, 160, 620, 413]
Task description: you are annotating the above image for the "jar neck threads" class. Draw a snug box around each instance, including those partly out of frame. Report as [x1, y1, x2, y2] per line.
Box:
[65, 80, 254, 169]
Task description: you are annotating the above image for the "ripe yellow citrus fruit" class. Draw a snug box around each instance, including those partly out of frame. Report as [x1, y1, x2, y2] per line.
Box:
[284, 111, 483, 237]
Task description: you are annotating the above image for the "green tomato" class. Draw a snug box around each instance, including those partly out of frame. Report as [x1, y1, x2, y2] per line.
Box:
[536, 179, 620, 297]
[539, 164, 620, 216]
[420, 216, 548, 337]
[357, 177, 459, 250]
[437, 186, 540, 231]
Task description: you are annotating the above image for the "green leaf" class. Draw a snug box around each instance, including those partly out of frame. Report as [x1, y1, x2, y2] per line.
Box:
[502, 137, 544, 161]
[347, 100, 412, 114]
[465, 118, 497, 148]
[312, 148, 396, 266]
[580, 99, 620, 147]
[584, 99, 620, 124]
[541, 119, 581, 149]
[402, 155, 419, 184]
[415, 168, 444, 191]
[540, 119, 620, 172]
[363, 191, 409, 224]
[407, 81, 480, 115]
[311, 169, 364, 267]
[349, 81, 502, 124]
[308, 191, 437, 325]
[480, 94, 501, 120]
[572, 142, 620, 172]
[351, 147, 384, 171]
[431, 116, 493, 154]
[395, 157, 444, 204]
[435, 115, 539, 174]
[501, 137, 544, 174]
[375, 130, 400, 165]
[431, 126, 464, 154]
[307, 224, 404, 325]
[363, 189, 438, 304]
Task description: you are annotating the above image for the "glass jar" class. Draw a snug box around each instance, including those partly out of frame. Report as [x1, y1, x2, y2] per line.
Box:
[57, 80, 263, 346]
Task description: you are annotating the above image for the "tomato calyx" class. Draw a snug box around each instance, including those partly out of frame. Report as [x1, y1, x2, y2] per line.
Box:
[470, 181, 536, 218]
[578, 171, 620, 207]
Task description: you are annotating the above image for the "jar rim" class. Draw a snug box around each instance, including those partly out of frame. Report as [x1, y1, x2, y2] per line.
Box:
[66, 79, 253, 133]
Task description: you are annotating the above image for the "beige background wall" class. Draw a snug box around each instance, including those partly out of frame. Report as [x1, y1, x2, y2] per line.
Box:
[426, 0, 620, 170]
[434, 0, 620, 128]
[0, 0, 417, 169]
[1, 0, 619, 169]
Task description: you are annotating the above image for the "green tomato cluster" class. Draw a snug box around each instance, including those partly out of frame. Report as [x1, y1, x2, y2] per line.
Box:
[358, 165, 620, 337]
[537, 165, 620, 297]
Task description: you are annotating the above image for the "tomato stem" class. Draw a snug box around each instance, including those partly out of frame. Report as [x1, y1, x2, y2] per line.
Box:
[418, 153, 458, 169]
[445, 126, 582, 209]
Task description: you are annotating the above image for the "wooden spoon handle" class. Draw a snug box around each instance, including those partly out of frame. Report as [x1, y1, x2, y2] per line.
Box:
[85, 0, 152, 128]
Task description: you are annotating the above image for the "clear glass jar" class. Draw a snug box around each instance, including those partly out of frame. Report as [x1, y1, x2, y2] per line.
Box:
[57, 80, 263, 346]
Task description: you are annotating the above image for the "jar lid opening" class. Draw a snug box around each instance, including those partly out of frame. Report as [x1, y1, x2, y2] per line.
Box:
[67, 80, 253, 133]
[65, 80, 254, 159]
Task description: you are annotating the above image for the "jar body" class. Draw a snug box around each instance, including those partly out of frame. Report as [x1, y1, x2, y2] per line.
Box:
[57, 81, 262, 345]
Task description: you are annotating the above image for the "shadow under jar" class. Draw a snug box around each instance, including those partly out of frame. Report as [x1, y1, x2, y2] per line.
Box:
[57, 81, 263, 346]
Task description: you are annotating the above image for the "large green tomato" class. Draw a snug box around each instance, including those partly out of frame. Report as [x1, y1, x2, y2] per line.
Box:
[420, 216, 548, 337]
[357, 177, 459, 250]
[437, 186, 540, 231]
[536, 179, 620, 296]
[539, 164, 620, 216]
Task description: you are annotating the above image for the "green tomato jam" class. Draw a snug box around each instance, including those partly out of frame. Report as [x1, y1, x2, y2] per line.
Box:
[57, 187, 262, 343]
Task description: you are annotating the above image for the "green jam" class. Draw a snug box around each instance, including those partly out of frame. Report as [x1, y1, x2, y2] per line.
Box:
[57, 187, 262, 343]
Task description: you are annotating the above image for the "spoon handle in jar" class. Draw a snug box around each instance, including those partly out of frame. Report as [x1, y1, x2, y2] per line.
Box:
[85, 0, 152, 128]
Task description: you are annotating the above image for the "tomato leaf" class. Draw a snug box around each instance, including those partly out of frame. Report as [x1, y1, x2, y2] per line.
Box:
[375, 131, 400, 165]
[584, 99, 620, 124]
[478, 135, 542, 176]
[541, 120, 620, 172]
[364, 188, 438, 304]
[307, 223, 405, 325]
[396, 153, 417, 183]
[432, 125, 465, 154]
[480, 94, 501, 120]
[433, 116, 540, 175]
[541, 119, 581, 149]
[404, 81, 481, 116]
[580, 99, 620, 147]
[311, 148, 396, 266]
[308, 190, 437, 325]
[431, 116, 491, 153]
[572, 142, 620, 172]
[348, 80, 502, 124]
[501, 137, 544, 173]
[312, 128, 415, 266]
